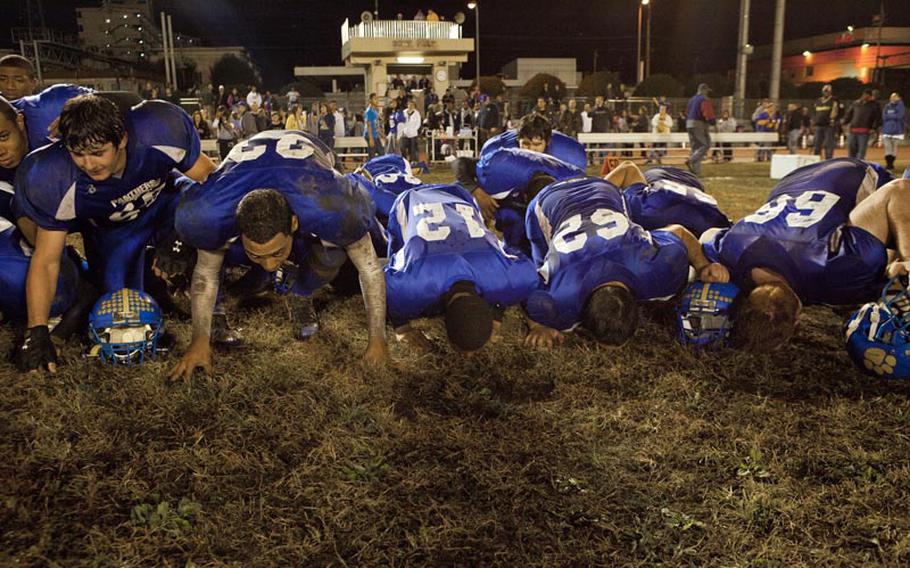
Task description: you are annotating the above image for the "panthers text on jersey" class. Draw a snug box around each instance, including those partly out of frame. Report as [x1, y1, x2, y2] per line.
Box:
[13, 99, 200, 231]
[701, 158, 888, 305]
[176, 130, 374, 252]
[385, 184, 539, 324]
[525, 176, 690, 331]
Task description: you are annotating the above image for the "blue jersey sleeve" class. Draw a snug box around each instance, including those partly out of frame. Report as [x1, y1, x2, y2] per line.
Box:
[546, 131, 588, 170]
[13, 84, 94, 151]
[476, 147, 583, 200]
[362, 154, 412, 177]
[128, 100, 201, 173]
[11, 144, 79, 231]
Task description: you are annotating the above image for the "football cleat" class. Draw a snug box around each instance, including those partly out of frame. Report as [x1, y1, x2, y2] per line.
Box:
[844, 277, 910, 380]
[676, 281, 740, 348]
[88, 288, 163, 365]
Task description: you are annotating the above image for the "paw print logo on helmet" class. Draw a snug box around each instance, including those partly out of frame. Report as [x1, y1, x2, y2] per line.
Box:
[844, 277, 910, 380]
[88, 288, 163, 365]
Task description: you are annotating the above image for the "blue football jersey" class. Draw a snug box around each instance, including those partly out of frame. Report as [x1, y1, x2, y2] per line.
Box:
[480, 128, 587, 170]
[361, 154, 411, 178]
[0, 84, 94, 185]
[0, 216, 78, 320]
[14, 84, 94, 152]
[385, 184, 539, 323]
[365, 170, 423, 221]
[0, 170, 12, 220]
[12, 100, 200, 232]
[623, 166, 731, 236]
[525, 176, 689, 331]
[702, 158, 888, 305]
[176, 130, 374, 251]
[476, 147, 585, 200]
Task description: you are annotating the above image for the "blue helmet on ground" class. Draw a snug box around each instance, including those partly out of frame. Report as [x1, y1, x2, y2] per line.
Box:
[88, 288, 163, 365]
[844, 277, 910, 380]
[676, 281, 740, 348]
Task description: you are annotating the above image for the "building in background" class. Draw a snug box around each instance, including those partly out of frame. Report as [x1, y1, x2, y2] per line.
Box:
[751, 26, 910, 86]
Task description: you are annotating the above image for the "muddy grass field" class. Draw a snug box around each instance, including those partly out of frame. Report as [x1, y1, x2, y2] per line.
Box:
[4, 162, 910, 567]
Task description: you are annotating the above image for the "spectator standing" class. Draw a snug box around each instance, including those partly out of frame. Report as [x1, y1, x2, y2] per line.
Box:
[559, 99, 582, 138]
[715, 109, 736, 162]
[685, 83, 716, 176]
[216, 85, 228, 107]
[580, 103, 593, 134]
[226, 87, 239, 108]
[332, 103, 346, 138]
[253, 103, 269, 133]
[812, 84, 839, 159]
[318, 103, 336, 152]
[285, 104, 304, 130]
[426, 9, 439, 21]
[457, 99, 475, 132]
[239, 103, 258, 139]
[286, 86, 300, 108]
[534, 97, 553, 126]
[648, 103, 674, 164]
[590, 95, 613, 163]
[262, 90, 274, 114]
[246, 86, 262, 109]
[785, 103, 805, 154]
[401, 99, 422, 162]
[477, 95, 500, 148]
[414, 9, 426, 20]
[386, 99, 404, 155]
[192, 110, 212, 139]
[843, 89, 881, 160]
[214, 107, 238, 160]
[364, 92, 385, 159]
[754, 102, 779, 162]
[882, 92, 906, 170]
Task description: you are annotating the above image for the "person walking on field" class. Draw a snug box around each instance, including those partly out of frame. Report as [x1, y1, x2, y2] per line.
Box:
[685, 83, 716, 176]
[881, 92, 906, 171]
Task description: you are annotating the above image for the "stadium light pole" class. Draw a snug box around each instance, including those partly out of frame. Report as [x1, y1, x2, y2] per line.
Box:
[645, 0, 652, 78]
[468, 1, 480, 90]
[637, 0, 649, 84]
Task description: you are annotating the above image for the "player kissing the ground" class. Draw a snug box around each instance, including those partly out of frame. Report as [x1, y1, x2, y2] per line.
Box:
[12, 94, 215, 373]
[170, 130, 388, 380]
[384, 183, 539, 353]
[523, 175, 729, 349]
[702, 158, 910, 351]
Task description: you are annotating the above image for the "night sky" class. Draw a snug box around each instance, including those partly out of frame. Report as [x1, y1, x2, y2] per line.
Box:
[5, 0, 910, 88]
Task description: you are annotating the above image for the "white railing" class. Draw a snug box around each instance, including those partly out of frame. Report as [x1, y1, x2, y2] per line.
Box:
[341, 19, 462, 43]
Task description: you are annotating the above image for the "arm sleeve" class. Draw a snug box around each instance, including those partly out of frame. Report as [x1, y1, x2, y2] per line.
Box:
[136, 101, 202, 173]
[525, 198, 550, 266]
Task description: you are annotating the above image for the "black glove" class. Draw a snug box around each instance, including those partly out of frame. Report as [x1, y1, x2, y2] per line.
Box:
[17, 325, 58, 372]
[154, 231, 197, 283]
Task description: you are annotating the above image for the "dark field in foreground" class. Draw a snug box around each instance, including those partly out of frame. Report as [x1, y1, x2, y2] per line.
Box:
[3, 162, 910, 566]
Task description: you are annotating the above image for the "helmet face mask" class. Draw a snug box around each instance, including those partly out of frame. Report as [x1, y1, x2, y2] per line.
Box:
[677, 282, 740, 348]
[88, 289, 163, 365]
[845, 277, 910, 379]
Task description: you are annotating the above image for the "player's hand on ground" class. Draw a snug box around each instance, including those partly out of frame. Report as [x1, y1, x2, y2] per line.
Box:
[887, 260, 910, 279]
[17, 325, 59, 374]
[524, 325, 564, 350]
[362, 338, 390, 365]
[395, 326, 434, 355]
[169, 337, 212, 381]
[472, 187, 499, 221]
[699, 262, 730, 283]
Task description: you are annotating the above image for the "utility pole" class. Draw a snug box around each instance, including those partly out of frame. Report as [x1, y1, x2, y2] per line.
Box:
[645, 1, 652, 78]
[593, 48, 599, 73]
[769, 0, 785, 102]
[167, 14, 178, 91]
[874, 1, 885, 84]
[734, 0, 751, 118]
[160, 11, 171, 87]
